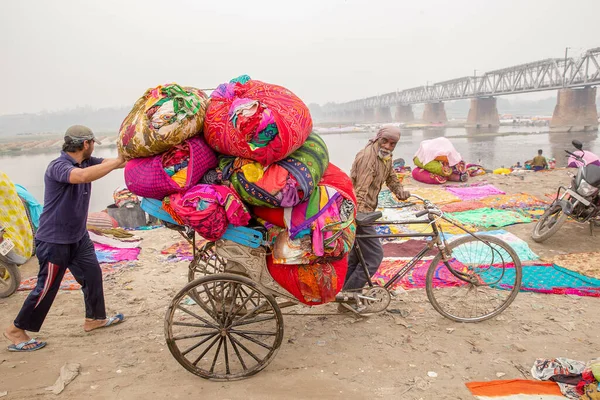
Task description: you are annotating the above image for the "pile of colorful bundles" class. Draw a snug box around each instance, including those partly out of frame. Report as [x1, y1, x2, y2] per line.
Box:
[204, 75, 313, 166]
[166, 184, 251, 241]
[219, 133, 329, 208]
[447, 161, 469, 182]
[118, 84, 209, 159]
[412, 137, 468, 185]
[254, 163, 356, 264]
[124, 136, 217, 200]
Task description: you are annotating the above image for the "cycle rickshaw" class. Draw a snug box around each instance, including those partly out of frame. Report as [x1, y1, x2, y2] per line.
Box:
[146, 195, 522, 381]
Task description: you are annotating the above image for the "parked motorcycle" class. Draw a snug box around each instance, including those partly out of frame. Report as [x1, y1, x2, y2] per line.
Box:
[532, 140, 600, 243]
[0, 226, 21, 298]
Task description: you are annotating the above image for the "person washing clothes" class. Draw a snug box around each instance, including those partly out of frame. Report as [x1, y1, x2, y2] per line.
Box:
[341, 126, 410, 307]
[4, 125, 126, 352]
[532, 149, 548, 171]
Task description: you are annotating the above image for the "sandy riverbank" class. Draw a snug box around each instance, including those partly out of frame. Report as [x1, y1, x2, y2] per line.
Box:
[1, 170, 599, 400]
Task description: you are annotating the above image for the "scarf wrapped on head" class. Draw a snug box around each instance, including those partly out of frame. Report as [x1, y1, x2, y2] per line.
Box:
[369, 126, 401, 144]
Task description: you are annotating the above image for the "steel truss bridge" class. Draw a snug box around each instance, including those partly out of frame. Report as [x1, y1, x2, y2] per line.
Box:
[326, 47, 600, 113]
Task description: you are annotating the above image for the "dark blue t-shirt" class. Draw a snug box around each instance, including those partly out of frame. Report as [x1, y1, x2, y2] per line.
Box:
[35, 152, 104, 244]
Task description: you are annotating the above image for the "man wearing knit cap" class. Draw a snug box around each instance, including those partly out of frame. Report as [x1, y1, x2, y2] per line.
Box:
[343, 126, 409, 297]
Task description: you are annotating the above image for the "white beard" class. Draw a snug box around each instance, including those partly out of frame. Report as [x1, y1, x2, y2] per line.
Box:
[378, 149, 392, 159]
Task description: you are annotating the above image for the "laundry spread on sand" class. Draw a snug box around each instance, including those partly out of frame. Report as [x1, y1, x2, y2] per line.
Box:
[445, 184, 505, 201]
[446, 208, 532, 228]
[478, 263, 600, 297]
[18, 229, 142, 291]
[372, 258, 471, 289]
[479, 192, 547, 209]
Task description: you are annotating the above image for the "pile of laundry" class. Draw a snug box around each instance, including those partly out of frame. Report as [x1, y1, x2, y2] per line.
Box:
[411, 137, 471, 184]
[531, 357, 600, 399]
[123, 75, 357, 305]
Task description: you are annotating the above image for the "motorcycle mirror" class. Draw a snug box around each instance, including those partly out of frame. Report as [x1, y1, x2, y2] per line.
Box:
[572, 140, 583, 150]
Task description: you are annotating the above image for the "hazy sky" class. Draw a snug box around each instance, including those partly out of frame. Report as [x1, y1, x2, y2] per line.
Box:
[1, 0, 599, 115]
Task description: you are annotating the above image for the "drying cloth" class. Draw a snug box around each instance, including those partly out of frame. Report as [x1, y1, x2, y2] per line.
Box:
[445, 184, 506, 200]
[480, 193, 548, 209]
[371, 258, 470, 289]
[204, 76, 312, 166]
[440, 200, 487, 213]
[531, 358, 588, 399]
[447, 208, 532, 228]
[19, 261, 137, 291]
[0, 171, 34, 260]
[160, 239, 209, 262]
[414, 137, 463, 166]
[382, 240, 437, 258]
[466, 379, 565, 399]
[94, 243, 140, 263]
[118, 84, 208, 159]
[14, 184, 43, 229]
[446, 230, 539, 262]
[478, 263, 600, 297]
[407, 187, 461, 205]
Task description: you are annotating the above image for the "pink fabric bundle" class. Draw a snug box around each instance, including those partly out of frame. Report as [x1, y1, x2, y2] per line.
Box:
[412, 167, 447, 184]
[124, 136, 217, 200]
[169, 184, 251, 241]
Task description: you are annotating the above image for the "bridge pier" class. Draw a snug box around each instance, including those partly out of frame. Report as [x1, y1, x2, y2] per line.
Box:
[550, 87, 599, 132]
[394, 105, 414, 123]
[364, 108, 375, 123]
[422, 102, 447, 124]
[466, 97, 500, 128]
[375, 107, 392, 123]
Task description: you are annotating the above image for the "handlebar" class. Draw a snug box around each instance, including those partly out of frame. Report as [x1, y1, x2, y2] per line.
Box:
[565, 149, 587, 165]
[409, 194, 442, 218]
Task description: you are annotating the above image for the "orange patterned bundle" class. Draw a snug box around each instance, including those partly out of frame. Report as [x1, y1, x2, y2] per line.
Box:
[204, 75, 312, 166]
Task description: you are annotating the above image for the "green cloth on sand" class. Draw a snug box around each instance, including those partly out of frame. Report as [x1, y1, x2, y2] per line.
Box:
[447, 207, 532, 228]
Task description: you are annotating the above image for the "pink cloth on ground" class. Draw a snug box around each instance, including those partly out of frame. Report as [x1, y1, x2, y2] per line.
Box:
[445, 184, 505, 200]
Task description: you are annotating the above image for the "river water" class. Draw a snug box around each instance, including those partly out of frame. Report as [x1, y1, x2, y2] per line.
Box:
[1, 126, 598, 212]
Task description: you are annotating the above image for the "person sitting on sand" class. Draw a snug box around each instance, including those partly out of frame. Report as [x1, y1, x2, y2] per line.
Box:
[531, 149, 548, 172]
[4, 125, 126, 352]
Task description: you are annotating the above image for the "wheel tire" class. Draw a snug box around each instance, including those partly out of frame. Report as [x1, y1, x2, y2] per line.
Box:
[531, 204, 568, 243]
[0, 261, 21, 298]
[425, 234, 522, 323]
[165, 273, 284, 381]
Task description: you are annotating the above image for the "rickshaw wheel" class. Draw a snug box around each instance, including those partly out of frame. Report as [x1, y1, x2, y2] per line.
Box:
[165, 273, 284, 381]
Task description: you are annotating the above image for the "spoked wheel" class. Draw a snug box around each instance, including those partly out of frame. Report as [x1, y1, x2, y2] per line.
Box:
[187, 242, 227, 304]
[165, 274, 284, 380]
[188, 242, 226, 281]
[531, 202, 568, 243]
[0, 261, 20, 298]
[425, 234, 522, 323]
